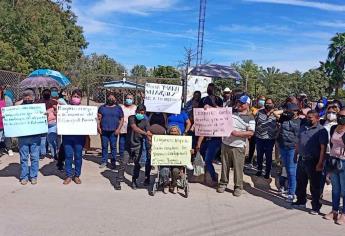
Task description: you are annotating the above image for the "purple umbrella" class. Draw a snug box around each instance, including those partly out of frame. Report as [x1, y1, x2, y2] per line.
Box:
[20, 76, 61, 88]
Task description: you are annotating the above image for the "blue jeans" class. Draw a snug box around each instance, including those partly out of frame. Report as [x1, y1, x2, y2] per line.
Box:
[279, 146, 297, 195]
[63, 135, 85, 178]
[18, 135, 41, 180]
[119, 134, 126, 160]
[201, 138, 221, 181]
[40, 123, 57, 157]
[101, 131, 117, 164]
[330, 160, 345, 213]
[256, 138, 275, 175]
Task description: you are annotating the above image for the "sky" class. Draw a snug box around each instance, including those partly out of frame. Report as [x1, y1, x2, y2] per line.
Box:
[72, 0, 345, 73]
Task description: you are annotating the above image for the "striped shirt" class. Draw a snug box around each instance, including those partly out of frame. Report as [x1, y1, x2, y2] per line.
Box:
[255, 109, 277, 140]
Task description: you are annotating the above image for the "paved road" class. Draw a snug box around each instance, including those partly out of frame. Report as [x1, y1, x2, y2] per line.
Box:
[0, 150, 343, 236]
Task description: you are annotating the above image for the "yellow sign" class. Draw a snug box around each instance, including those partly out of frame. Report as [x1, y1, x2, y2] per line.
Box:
[151, 135, 192, 166]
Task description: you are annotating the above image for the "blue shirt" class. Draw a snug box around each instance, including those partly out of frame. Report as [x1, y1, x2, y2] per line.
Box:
[98, 105, 124, 131]
[167, 111, 189, 133]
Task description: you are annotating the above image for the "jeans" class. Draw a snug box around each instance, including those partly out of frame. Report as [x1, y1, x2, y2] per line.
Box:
[296, 158, 322, 211]
[63, 135, 85, 178]
[330, 159, 345, 213]
[201, 138, 222, 181]
[18, 135, 41, 180]
[256, 138, 275, 176]
[119, 134, 126, 160]
[279, 146, 297, 195]
[101, 131, 117, 164]
[47, 123, 57, 158]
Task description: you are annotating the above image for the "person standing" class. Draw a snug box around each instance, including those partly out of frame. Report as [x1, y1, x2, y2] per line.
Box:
[255, 98, 278, 179]
[217, 95, 255, 197]
[115, 105, 152, 190]
[222, 87, 232, 107]
[196, 83, 223, 185]
[323, 108, 345, 225]
[119, 94, 137, 162]
[293, 110, 328, 215]
[63, 89, 86, 185]
[98, 93, 124, 169]
[17, 89, 41, 185]
[277, 103, 300, 202]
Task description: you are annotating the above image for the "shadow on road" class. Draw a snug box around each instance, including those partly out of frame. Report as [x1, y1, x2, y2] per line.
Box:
[39, 161, 65, 180]
[0, 163, 20, 180]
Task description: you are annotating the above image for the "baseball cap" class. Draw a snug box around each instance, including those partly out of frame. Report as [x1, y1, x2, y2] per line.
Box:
[224, 87, 231, 93]
[239, 95, 251, 105]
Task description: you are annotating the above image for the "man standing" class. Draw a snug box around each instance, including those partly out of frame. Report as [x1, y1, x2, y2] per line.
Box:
[217, 95, 255, 197]
[222, 87, 232, 107]
[293, 110, 328, 215]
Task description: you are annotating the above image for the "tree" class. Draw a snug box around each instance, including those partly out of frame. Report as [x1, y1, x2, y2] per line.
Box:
[0, 0, 87, 74]
[153, 65, 180, 78]
[302, 69, 329, 101]
[131, 65, 148, 77]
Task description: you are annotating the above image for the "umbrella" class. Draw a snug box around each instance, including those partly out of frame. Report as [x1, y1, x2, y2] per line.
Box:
[189, 64, 242, 80]
[29, 69, 71, 87]
[20, 76, 61, 88]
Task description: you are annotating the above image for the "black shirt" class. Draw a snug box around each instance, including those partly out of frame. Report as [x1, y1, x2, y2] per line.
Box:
[126, 115, 150, 149]
[199, 95, 223, 108]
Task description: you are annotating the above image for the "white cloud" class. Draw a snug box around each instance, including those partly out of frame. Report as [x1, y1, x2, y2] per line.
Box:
[90, 0, 177, 15]
[316, 20, 345, 28]
[244, 0, 345, 12]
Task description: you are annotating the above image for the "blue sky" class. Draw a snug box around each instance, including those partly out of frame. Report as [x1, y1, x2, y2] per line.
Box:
[72, 0, 345, 73]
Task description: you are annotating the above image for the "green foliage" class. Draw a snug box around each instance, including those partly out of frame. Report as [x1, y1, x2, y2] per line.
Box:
[0, 0, 87, 74]
[153, 65, 180, 78]
[131, 65, 148, 77]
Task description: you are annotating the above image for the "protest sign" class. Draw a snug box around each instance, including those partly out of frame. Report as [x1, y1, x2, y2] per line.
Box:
[187, 75, 212, 100]
[57, 105, 98, 135]
[151, 135, 192, 166]
[193, 107, 233, 137]
[1, 104, 48, 137]
[144, 83, 182, 114]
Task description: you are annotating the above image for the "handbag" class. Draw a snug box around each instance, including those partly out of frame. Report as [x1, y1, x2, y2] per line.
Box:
[193, 151, 205, 176]
[325, 156, 343, 172]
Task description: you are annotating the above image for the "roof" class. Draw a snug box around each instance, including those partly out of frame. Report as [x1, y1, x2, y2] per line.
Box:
[102, 80, 145, 89]
[189, 64, 242, 80]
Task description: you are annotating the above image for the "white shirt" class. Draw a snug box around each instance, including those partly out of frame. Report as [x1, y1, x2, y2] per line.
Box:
[120, 104, 137, 134]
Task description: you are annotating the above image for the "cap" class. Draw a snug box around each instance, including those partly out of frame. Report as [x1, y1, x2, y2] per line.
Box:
[224, 87, 231, 93]
[286, 103, 299, 111]
[239, 95, 251, 105]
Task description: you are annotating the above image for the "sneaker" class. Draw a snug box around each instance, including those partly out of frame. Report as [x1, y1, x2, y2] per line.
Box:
[246, 163, 254, 169]
[8, 149, 14, 156]
[217, 185, 226, 193]
[20, 179, 28, 185]
[73, 177, 82, 184]
[278, 187, 287, 195]
[309, 209, 320, 215]
[286, 195, 294, 203]
[31, 179, 37, 185]
[233, 188, 242, 197]
[256, 171, 262, 177]
[169, 186, 177, 194]
[99, 163, 107, 169]
[186, 163, 194, 170]
[143, 178, 150, 186]
[323, 211, 338, 221]
[336, 214, 345, 225]
[131, 180, 138, 190]
[63, 177, 72, 185]
[292, 202, 306, 208]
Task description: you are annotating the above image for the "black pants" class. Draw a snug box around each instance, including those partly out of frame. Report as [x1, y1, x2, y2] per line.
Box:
[247, 136, 256, 164]
[57, 142, 65, 169]
[296, 158, 322, 211]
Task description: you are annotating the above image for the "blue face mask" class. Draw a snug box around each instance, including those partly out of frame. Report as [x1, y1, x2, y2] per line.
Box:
[135, 113, 145, 121]
[51, 91, 59, 97]
[125, 98, 133, 105]
[258, 100, 265, 107]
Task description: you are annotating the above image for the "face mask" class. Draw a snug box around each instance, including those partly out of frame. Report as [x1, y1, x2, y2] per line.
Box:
[70, 97, 81, 105]
[106, 99, 115, 106]
[317, 103, 324, 109]
[337, 116, 345, 125]
[327, 113, 337, 121]
[51, 91, 59, 97]
[125, 98, 133, 105]
[23, 100, 34, 105]
[265, 104, 274, 110]
[305, 119, 313, 127]
[135, 113, 145, 121]
[258, 100, 265, 107]
[43, 93, 50, 100]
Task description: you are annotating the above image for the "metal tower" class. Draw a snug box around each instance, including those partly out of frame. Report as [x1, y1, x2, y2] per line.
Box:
[196, 0, 207, 66]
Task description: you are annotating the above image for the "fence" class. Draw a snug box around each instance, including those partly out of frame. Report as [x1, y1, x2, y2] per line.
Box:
[0, 70, 26, 100]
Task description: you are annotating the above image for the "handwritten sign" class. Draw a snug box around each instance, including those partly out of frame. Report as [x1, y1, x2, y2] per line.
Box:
[194, 107, 233, 137]
[1, 104, 48, 137]
[151, 135, 192, 166]
[144, 83, 182, 114]
[57, 105, 98, 135]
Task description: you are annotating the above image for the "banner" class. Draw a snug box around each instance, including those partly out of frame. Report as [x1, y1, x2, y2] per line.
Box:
[193, 107, 233, 137]
[144, 83, 182, 114]
[187, 75, 212, 100]
[57, 105, 98, 135]
[151, 135, 192, 166]
[1, 104, 48, 137]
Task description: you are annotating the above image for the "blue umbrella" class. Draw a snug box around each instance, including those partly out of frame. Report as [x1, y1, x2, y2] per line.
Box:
[29, 69, 71, 87]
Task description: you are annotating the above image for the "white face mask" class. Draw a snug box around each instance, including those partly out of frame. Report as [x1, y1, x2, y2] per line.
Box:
[327, 113, 337, 121]
[317, 103, 324, 109]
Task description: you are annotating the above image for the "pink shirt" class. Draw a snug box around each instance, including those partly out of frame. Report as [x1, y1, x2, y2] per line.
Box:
[0, 100, 6, 129]
[330, 130, 345, 160]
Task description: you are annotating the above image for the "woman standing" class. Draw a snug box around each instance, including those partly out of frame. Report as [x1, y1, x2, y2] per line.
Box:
[323, 108, 345, 225]
[63, 89, 86, 185]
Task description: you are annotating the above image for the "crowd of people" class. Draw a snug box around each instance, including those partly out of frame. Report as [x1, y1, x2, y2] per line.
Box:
[0, 82, 345, 225]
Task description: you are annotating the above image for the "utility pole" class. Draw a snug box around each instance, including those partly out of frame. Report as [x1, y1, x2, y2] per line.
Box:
[196, 0, 207, 67]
